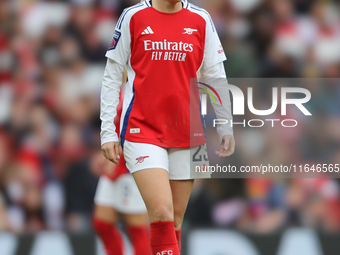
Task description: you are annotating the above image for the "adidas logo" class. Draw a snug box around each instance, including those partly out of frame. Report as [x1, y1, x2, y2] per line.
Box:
[141, 26, 154, 35]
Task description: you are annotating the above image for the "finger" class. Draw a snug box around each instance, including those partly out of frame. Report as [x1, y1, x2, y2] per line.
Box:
[111, 153, 119, 164]
[106, 148, 113, 161]
[102, 149, 108, 160]
[108, 147, 119, 165]
[220, 150, 229, 157]
[221, 137, 231, 151]
[224, 139, 235, 156]
[114, 143, 120, 159]
[224, 150, 233, 156]
[114, 143, 120, 163]
[215, 149, 225, 154]
[221, 140, 225, 150]
[215, 149, 227, 157]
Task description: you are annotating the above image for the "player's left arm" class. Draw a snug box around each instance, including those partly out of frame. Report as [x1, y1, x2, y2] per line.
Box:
[202, 62, 235, 157]
[201, 14, 235, 157]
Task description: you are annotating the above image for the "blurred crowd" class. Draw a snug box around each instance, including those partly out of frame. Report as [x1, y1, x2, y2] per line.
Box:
[1, 0, 340, 234]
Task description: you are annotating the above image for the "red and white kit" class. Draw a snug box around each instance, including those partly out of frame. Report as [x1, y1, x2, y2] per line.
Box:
[95, 89, 146, 213]
[100, 0, 233, 178]
[94, 160, 147, 214]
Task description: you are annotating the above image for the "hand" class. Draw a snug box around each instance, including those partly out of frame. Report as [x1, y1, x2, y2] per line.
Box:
[101, 142, 122, 165]
[215, 135, 235, 157]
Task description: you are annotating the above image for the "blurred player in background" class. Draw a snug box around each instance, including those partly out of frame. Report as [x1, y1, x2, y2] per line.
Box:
[93, 74, 150, 255]
[100, 0, 235, 254]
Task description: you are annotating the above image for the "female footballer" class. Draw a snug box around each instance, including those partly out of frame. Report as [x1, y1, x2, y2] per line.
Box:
[100, 0, 235, 254]
[94, 84, 150, 255]
[93, 154, 150, 255]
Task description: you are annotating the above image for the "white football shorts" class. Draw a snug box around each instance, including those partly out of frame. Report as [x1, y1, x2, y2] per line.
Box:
[94, 175, 146, 214]
[123, 140, 211, 180]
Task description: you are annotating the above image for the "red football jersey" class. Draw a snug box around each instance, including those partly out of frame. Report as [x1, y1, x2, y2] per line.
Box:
[106, 0, 226, 148]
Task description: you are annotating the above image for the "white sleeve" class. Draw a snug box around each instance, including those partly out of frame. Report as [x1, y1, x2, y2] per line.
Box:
[202, 62, 234, 142]
[100, 58, 125, 146]
[202, 14, 227, 69]
[105, 11, 131, 66]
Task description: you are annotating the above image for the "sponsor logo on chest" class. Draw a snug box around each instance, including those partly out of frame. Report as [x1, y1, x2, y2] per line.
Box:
[141, 26, 197, 62]
[144, 40, 193, 62]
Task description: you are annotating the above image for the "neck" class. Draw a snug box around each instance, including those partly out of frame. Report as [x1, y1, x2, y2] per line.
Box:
[152, 0, 182, 13]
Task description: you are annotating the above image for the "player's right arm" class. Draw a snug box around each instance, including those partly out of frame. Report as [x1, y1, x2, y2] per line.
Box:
[100, 59, 124, 164]
[100, 9, 132, 164]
